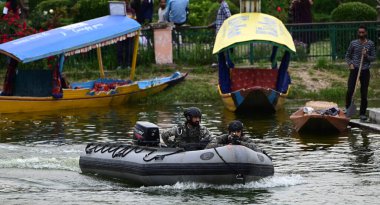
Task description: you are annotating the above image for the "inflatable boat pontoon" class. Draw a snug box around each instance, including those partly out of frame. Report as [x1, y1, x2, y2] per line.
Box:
[79, 122, 274, 186]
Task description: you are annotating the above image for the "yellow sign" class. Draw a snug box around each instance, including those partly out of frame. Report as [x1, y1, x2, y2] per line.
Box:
[212, 13, 296, 54]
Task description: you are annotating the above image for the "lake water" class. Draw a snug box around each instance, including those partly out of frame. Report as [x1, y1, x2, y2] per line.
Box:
[0, 102, 379, 205]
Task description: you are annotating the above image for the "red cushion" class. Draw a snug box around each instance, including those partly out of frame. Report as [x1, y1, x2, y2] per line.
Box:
[230, 68, 278, 92]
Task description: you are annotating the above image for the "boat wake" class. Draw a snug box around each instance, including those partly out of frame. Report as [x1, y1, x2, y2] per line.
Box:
[139, 174, 306, 190]
[0, 143, 81, 172]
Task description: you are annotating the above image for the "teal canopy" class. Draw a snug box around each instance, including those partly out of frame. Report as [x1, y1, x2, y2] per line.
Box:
[0, 15, 141, 63]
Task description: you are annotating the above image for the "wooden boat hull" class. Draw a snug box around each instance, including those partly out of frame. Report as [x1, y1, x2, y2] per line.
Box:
[167, 72, 188, 87]
[129, 72, 187, 101]
[0, 84, 139, 113]
[129, 83, 168, 101]
[0, 72, 187, 113]
[290, 109, 350, 133]
[219, 86, 288, 113]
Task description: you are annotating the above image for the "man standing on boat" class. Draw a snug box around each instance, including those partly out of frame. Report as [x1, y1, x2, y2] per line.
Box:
[345, 25, 376, 121]
[161, 107, 212, 150]
[206, 120, 261, 152]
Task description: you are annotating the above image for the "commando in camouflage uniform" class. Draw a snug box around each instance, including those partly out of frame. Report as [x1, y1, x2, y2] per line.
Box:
[161, 123, 212, 148]
[206, 134, 261, 152]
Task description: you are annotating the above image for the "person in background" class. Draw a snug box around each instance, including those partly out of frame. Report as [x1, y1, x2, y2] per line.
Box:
[206, 120, 262, 152]
[19, 0, 29, 18]
[131, 0, 141, 22]
[2, 0, 21, 19]
[161, 107, 212, 150]
[164, 0, 189, 26]
[289, 0, 313, 24]
[138, 0, 153, 24]
[116, 0, 136, 70]
[289, 0, 313, 52]
[345, 25, 376, 121]
[158, 0, 167, 23]
[214, 0, 231, 35]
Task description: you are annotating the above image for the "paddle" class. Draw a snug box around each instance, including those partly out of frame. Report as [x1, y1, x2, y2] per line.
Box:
[346, 51, 365, 118]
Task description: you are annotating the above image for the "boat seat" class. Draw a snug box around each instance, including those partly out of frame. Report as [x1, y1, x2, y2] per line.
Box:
[230, 68, 278, 92]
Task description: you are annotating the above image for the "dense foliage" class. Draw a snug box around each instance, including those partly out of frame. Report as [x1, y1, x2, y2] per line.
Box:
[3, 0, 379, 27]
[188, 0, 239, 26]
[343, 0, 377, 7]
[261, 0, 290, 23]
[331, 2, 377, 22]
[72, 0, 109, 22]
[312, 0, 339, 22]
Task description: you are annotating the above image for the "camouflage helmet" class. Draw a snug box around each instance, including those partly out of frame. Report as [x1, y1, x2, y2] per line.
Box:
[228, 120, 244, 132]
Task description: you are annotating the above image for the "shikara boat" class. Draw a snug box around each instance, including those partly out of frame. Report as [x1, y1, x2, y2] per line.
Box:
[212, 13, 296, 113]
[290, 101, 350, 133]
[0, 14, 186, 113]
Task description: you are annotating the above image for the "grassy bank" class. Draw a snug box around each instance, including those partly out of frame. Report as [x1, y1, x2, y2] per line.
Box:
[141, 60, 379, 106]
[62, 64, 221, 105]
[131, 60, 379, 106]
[288, 59, 380, 105]
[0, 59, 378, 105]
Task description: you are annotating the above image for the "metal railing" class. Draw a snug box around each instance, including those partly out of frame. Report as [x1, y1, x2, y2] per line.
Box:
[162, 21, 379, 63]
[286, 21, 379, 61]
[1, 21, 379, 70]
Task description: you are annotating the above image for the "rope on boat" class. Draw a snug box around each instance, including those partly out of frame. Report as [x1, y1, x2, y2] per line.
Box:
[143, 149, 184, 162]
[213, 147, 246, 185]
[85, 143, 185, 162]
[85, 143, 157, 158]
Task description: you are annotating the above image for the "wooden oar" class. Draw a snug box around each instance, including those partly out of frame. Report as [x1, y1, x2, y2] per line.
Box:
[346, 51, 364, 118]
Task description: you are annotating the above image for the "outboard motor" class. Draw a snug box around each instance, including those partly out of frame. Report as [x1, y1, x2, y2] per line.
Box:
[133, 121, 160, 146]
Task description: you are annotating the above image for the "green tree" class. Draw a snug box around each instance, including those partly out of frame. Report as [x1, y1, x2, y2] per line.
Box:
[261, 0, 290, 22]
[188, 0, 239, 26]
[331, 2, 377, 22]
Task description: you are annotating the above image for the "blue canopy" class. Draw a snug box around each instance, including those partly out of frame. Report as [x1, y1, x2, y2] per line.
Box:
[0, 15, 141, 63]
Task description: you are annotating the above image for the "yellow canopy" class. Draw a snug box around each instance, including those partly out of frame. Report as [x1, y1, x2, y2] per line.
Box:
[212, 13, 296, 54]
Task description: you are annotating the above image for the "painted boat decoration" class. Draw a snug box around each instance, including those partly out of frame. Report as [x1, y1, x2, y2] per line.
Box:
[290, 101, 350, 133]
[0, 14, 186, 113]
[212, 13, 296, 113]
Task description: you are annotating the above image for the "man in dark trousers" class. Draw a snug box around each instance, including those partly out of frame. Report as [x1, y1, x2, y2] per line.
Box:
[345, 25, 376, 121]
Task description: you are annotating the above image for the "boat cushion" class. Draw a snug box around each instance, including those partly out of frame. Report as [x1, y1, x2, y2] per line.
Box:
[230, 68, 278, 92]
[92, 79, 130, 92]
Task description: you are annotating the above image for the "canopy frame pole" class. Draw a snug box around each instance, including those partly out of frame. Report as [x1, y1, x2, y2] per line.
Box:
[130, 31, 140, 81]
[249, 43, 254, 65]
[97, 47, 105, 78]
[58, 54, 65, 73]
[270, 46, 278, 69]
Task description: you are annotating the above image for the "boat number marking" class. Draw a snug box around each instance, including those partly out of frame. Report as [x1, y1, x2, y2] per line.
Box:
[200, 152, 214, 160]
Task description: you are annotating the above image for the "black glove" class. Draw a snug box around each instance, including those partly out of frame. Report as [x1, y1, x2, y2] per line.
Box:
[230, 135, 241, 145]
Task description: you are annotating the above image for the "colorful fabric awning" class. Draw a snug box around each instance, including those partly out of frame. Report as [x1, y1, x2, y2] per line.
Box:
[213, 13, 296, 54]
